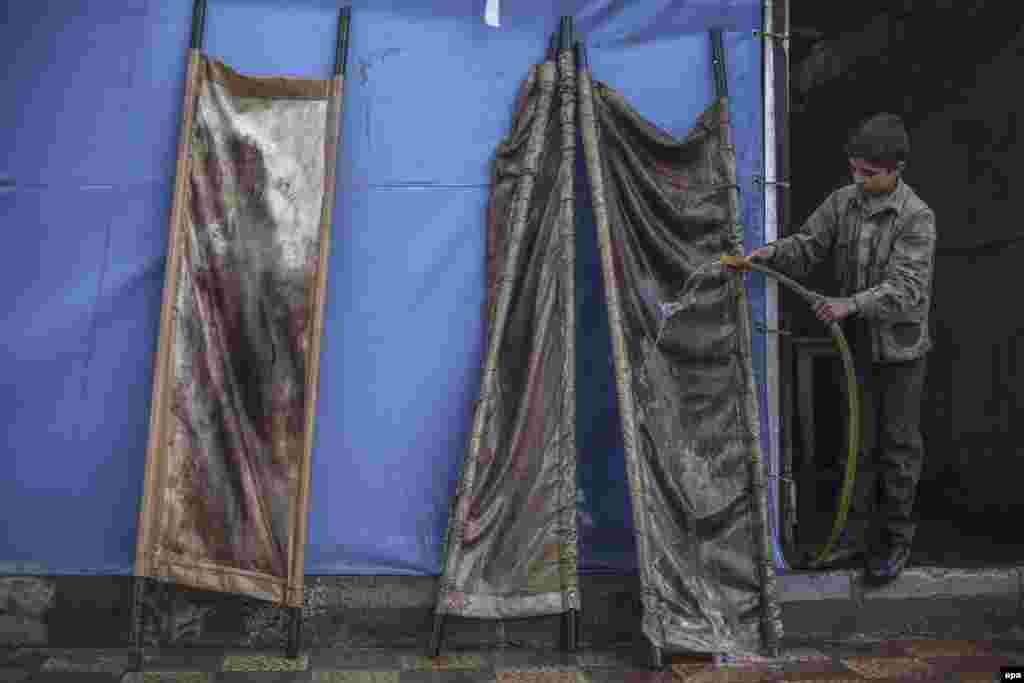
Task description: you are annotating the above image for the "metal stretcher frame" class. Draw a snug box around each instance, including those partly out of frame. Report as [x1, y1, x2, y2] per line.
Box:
[129, 0, 352, 664]
[428, 14, 581, 659]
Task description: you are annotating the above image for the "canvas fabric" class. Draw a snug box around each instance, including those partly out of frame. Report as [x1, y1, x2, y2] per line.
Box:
[434, 48, 580, 620]
[576, 73, 781, 655]
[435, 51, 781, 655]
[135, 55, 343, 607]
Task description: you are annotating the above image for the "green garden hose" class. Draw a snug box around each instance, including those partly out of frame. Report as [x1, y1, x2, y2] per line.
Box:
[664, 259, 861, 569]
[740, 263, 861, 569]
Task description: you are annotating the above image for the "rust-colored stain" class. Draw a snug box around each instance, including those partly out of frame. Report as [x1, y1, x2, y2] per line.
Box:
[899, 639, 988, 658]
[669, 653, 717, 681]
[621, 672, 675, 683]
[780, 670, 868, 683]
[839, 656, 930, 679]
[670, 654, 716, 667]
[774, 660, 863, 682]
[496, 671, 586, 682]
[685, 669, 781, 683]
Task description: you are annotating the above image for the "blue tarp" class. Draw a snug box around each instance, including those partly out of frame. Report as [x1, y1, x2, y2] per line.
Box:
[0, 0, 777, 576]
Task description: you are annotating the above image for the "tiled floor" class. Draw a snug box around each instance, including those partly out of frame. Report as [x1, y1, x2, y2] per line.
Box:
[3, 638, 1024, 682]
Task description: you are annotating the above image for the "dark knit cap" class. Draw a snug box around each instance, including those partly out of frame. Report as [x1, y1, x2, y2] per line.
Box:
[845, 113, 910, 167]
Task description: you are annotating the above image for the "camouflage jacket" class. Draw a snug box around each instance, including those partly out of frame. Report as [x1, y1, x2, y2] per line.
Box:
[765, 180, 936, 363]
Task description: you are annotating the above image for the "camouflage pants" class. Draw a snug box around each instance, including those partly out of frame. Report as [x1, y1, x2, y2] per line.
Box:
[845, 324, 928, 550]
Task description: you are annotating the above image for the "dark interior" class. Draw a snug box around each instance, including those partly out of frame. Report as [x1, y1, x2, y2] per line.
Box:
[786, 0, 1024, 568]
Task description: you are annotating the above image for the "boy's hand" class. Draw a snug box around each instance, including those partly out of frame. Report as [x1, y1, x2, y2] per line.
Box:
[814, 298, 857, 324]
[720, 245, 774, 272]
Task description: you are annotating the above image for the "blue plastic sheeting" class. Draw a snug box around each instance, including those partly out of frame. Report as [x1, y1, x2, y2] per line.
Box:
[0, 0, 775, 576]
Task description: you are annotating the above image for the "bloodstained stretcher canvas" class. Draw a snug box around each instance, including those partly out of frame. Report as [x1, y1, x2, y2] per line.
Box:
[135, 55, 343, 608]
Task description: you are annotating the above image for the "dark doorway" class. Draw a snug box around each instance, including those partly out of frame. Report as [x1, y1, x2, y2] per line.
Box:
[784, 0, 1024, 568]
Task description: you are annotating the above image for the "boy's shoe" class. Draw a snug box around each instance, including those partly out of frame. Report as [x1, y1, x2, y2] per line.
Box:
[866, 542, 912, 585]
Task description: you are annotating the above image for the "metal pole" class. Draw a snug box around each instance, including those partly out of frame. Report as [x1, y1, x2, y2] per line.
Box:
[574, 39, 587, 71]
[429, 612, 444, 658]
[565, 607, 579, 652]
[777, 0, 792, 477]
[335, 7, 351, 77]
[134, 1, 209, 667]
[286, 7, 352, 661]
[433, 17, 567, 664]
[764, 0, 787, 568]
[131, 576, 146, 673]
[286, 606, 303, 659]
[780, 0, 790, 240]
[557, 16, 579, 656]
[711, 28, 728, 100]
[190, 0, 208, 51]
[762, 0, 782, 571]
[162, 581, 174, 646]
[764, 0, 796, 572]
[712, 24, 782, 659]
[575, 35, 666, 673]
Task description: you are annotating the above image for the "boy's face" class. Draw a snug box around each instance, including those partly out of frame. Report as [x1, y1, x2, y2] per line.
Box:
[849, 157, 901, 195]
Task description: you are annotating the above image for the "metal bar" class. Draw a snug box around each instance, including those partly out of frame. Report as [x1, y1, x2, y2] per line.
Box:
[131, 576, 146, 672]
[763, 0, 788, 579]
[574, 40, 588, 71]
[710, 28, 728, 99]
[769, 0, 797, 571]
[771, 0, 800, 575]
[778, 0, 792, 238]
[429, 613, 444, 657]
[282, 6, 354, 659]
[556, 23, 580, 654]
[561, 608, 579, 652]
[651, 643, 665, 670]
[190, 0, 208, 51]
[286, 606, 303, 658]
[780, 334, 799, 551]
[335, 7, 351, 77]
[560, 16, 574, 53]
[755, 322, 793, 336]
[579, 35, 674, 665]
[754, 176, 791, 188]
[712, 23, 782, 658]
[163, 581, 174, 646]
[753, 29, 790, 41]
[135, 0, 207, 596]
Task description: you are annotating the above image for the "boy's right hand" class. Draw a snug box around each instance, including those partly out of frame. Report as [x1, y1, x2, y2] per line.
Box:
[721, 245, 775, 272]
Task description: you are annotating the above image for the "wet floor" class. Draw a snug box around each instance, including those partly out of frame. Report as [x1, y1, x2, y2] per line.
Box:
[4, 637, 1024, 682]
